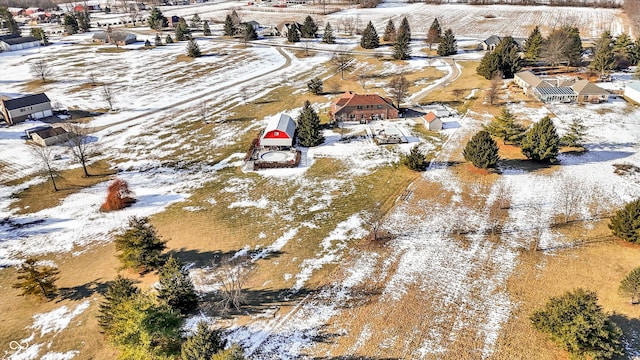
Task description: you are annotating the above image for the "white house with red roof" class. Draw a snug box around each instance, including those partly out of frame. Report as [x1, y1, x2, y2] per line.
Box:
[423, 111, 443, 131]
[260, 113, 296, 148]
[330, 91, 398, 123]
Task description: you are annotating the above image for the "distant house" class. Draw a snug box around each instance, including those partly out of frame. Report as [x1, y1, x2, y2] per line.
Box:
[0, 93, 52, 125]
[7, 7, 24, 16]
[168, 15, 181, 28]
[624, 81, 640, 104]
[571, 79, 610, 103]
[24, 7, 43, 15]
[514, 71, 548, 94]
[423, 111, 443, 131]
[92, 31, 137, 46]
[331, 91, 398, 123]
[275, 20, 301, 38]
[260, 113, 296, 148]
[31, 126, 69, 146]
[243, 20, 260, 31]
[480, 35, 501, 51]
[0, 35, 41, 51]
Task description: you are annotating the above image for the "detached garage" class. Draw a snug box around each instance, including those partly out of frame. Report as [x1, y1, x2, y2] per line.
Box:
[0, 93, 53, 125]
[624, 81, 640, 105]
[260, 113, 296, 148]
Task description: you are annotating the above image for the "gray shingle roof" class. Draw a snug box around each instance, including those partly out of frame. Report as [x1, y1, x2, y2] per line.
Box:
[2, 93, 50, 110]
[2, 36, 39, 45]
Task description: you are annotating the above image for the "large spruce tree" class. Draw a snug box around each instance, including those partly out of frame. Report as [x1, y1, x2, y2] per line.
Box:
[484, 108, 526, 145]
[560, 118, 587, 148]
[203, 21, 211, 36]
[322, 22, 335, 44]
[398, 16, 411, 39]
[609, 198, 640, 244]
[148, 7, 168, 31]
[437, 28, 456, 56]
[297, 100, 324, 147]
[463, 130, 500, 169]
[426, 18, 442, 50]
[619, 266, 640, 304]
[63, 13, 79, 34]
[157, 255, 198, 314]
[223, 14, 236, 36]
[0, 7, 20, 35]
[393, 21, 411, 60]
[181, 321, 226, 360]
[523, 26, 543, 63]
[402, 145, 428, 171]
[114, 216, 167, 273]
[300, 15, 318, 38]
[186, 39, 201, 57]
[12, 257, 60, 299]
[243, 23, 258, 43]
[360, 21, 380, 49]
[520, 116, 560, 163]
[175, 17, 191, 41]
[287, 26, 300, 43]
[97, 275, 139, 332]
[477, 36, 522, 79]
[383, 18, 396, 42]
[590, 31, 615, 75]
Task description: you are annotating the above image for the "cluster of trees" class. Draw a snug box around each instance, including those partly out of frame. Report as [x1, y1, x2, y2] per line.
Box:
[477, 36, 523, 79]
[380, 17, 412, 59]
[63, 10, 91, 35]
[224, 11, 258, 43]
[588, 31, 640, 75]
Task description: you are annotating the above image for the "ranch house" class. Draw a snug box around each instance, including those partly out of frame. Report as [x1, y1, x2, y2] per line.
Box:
[330, 91, 398, 123]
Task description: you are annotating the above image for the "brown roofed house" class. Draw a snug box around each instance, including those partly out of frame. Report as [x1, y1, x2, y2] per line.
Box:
[331, 91, 398, 124]
[31, 126, 69, 146]
[423, 111, 443, 131]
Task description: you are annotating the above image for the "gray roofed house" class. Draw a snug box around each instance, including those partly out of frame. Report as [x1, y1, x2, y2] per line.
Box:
[31, 126, 69, 146]
[480, 35, 501, 51]
[571, 79, 610, 103]
[0, 93, 53, 125]
[275, 21, 302, 38]
[0, 35, 41, 51]
[92, 31, 137, 46]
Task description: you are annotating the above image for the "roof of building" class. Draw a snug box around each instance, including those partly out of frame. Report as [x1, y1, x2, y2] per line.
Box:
[263, 113, 296, 138]
[424, 111, 439, 123]
[627, 81, 640, 92]
[1, 36, 39, 45]
[2, 93, 50, 110]
[515, 71, 543, 87]
[534, 86, 576, 96]
[571, 79, 609, 95]
[93, 31, 136, 42]
[483, 35, 501, 45]
[275, 20, 301, 34]
[33, 126, 67, 139]
[334, 91, 396, 109]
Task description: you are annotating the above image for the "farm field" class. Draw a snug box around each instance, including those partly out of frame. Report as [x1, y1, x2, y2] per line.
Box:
[1, 2, 640, 359]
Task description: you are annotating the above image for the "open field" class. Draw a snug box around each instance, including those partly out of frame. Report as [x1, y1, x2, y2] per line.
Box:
[1, 2, 640, 359]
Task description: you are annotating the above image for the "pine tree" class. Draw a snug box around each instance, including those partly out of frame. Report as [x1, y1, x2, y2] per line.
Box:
[560, 118, 587, 148]
[157, 255, 198, 314]
[166, 34, 174, 44]
[609, 198, 640, 244]
[531, 289, 623, 359]
[463, 130, 499, 169]
[114, 216, 167, 273]
[0, 7, 20, 35]
[484, 108, 526, 145]
[476, 36, 521, 79]
[523, 26, 543, 63]
[297, 100, 324, 147]
[97, 275, 139, 332]
[426, 18, 441, 50]
[287, 26, 300, 43]
[437, 28, 456, 56]
[211, 345, 245, 360]
[63, 13, 79, 34]
[383, 18, 396, 42]
[148, 7, 168, 31]
[322, 22, 335, 44]
[619, 267, 640, 304]
[566, 26, 583, 67]
[392, 24, 411, 60]
[181, 321, 226, 360]
[401, 144, 428, 171]
[224, 14, 236, 36]
[300, 15, 318, 38]
[590, 31, 615, 75]
[203, 21, 211, 36]
[306, 77, 323, 95]
[155, 33, 162, 46]
[398, 16, 411, 40]
[12, 257, 60, 299]
[76, 11, 90, 32]
[186, 38, 201, 57]
[243, 23, 258, 43]
[521, 116, 560, 163]
[360, 21, 379, 49]
[144, 39, 152, 47]
[30, 27, 49, 45]
[175, 17, 191, 41]
[190, 13, 201, 30]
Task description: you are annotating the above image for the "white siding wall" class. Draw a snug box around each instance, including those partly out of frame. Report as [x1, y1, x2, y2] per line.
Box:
[624, 86, 640, 104]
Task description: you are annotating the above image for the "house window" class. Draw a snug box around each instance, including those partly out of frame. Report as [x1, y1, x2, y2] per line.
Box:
[356, 106, 362, 109]
[274, 131, 279, 136]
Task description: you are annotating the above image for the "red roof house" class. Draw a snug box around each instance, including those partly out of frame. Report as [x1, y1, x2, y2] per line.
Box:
[423, 111, 442, 131]
[260, 113, 296, 148]
[331, 91, 398, 123]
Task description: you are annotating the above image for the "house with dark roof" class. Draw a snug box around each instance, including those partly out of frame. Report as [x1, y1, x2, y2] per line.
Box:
[31, 126, 69, 146]
[275, 20, 302, 38]
[92, 31, 137, 46]
[0, 93, 52, 125]
[479, 35, 525, 52]
[330, 91, 398, 123]
[260, 113, 296, 148]
[0, 35, 41, 51]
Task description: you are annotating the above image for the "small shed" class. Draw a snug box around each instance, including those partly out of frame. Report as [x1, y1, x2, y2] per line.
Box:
[31, 126, 69, 146]
[624, 81, 640, 104]
[423, 111, 443, 131]
[260, 114, 296, 148]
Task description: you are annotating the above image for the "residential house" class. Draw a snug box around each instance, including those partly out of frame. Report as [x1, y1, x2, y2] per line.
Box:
[243, 20, 260, 31]
[275, 20, 301, 38]
[168, 15, 181, 28]
[0, 93, 53, 125]
[330, 91, 399, 123]
[92, 31, 137, 46]
[514, 71, 609, 103]
[571, 79, 610, 103]
[514, 71, 549, 94]
[533, 86, 577, 103]
[624, 81, 640, 104]
[260, 113, 296, 148]
[0, 35, 41, 51]
[479, 35, 501, 51]
[31, 126, 69, 146]
[423, 111, 443, 131]
[24, 7, 43, 15]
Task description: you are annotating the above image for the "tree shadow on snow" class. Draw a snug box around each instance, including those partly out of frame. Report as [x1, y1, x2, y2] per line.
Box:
[610, 313, 640, 358]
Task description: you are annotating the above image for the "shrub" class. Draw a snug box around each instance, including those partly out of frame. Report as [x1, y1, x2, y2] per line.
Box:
[608, 198, 640, 244]
[463, 130, 499, 169]
[619, 267, 640, 304]
[181, 321, 226, 360]
[12, 257, 59, 299]
[101, 178, 135, 212]
[401, 144, 428, 171]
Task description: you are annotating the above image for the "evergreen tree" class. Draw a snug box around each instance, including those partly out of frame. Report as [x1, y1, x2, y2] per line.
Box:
[619, 266, 640, 304]
[203, 21, 211, 36]
[165, 34, 174, 44]
[300, 15, 318, 38]
[360, 21, 379, 49]
[477, 36, 521, 79]
[484, 108, 526, 145]
[437, 28, 456, 56]
[463, 130, 499, 169]
[392, 24, 411, 60]
[224, 14, 236, 36]
[12, 257, 59, 299]
[148, 7, 168, 31]
[63, 13, 79, 34]
[613, 33, 634, 67]
[155, 33, 162, 46]
[190, 13, 201, 30]
[0, 7, 20, 35]
[157, 255, 198, 314]
[609, 198, 640, 244]
[30, 27, 49, 45]
[114, 216, 167, 273]
[531, 289, 623, 359]
[398, 16, 411, 40]
[631, 39, 640, 66]
[523, 26, 543, 63]
[175, 17, 191, 41]
[97, 275, 139, 332]
[186, 38, 201, 57]
[306, 77, 323, 95]
[322, 22, 335, 44]
[211, 345, 246, 360]
[560, 118, 587, 148]
[297, 100, 324, 147]
[383, 18, 396, 42]
[521, 116, 560, 163]
[287, 26, 300, 43]
[76, 11, 90, 32]
[181, 321, 226, 360]
[401, 145, 428, 171]
[566, 26, 583, 67]
[590, 31, 615, 75]
[144, 39, 152, 47]
[425, 18, 441, 50]
[243, 23, 258, 43]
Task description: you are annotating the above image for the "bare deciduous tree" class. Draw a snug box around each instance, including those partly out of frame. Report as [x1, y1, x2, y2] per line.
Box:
[364, 202, 387, 242]
[488, 72, 502, 106]
[102, 84, 115, 111]
[29, 59, 53, 83]
[356, 65, 372, 90]
[557, 175, 585, 224]
[29, 142, 59, 192]
[331, 51, 355, 80]
[214, 255, 253, 313]
[388, 75, 410, 108]
[66, 123, 96, 177]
